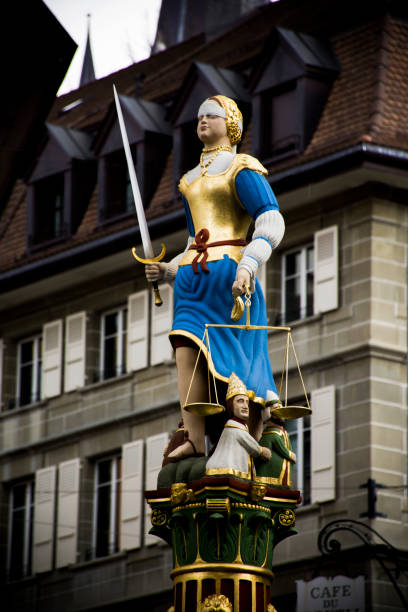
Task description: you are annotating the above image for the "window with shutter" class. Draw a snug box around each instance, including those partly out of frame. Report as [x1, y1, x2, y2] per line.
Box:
[120, 440, 143, 551]
[8, 479, 34, 580]
[314, 225, 338, 314]
[127, 291, 148, 372]
[93, 456, 121, 558]
[281, 245, 314, 324]
[56, 458, 80, 568]
[311, 385, 336, 504]
[16, 334, 42, 407]
[144, 433, 169, 546]
[64, 312, 86, 392]
[100, 306, 127, 381]
[41, 320, 63, 399]
[151, 284, 174, 366]
[33, 466, 56, 573]
[286, 414, 311, 505]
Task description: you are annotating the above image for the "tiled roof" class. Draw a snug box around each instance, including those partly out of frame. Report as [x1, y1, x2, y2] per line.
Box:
[267, 15, 408, 176]
[1, 3, 408, 279]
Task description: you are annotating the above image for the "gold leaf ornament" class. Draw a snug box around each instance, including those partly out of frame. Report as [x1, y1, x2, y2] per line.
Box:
[200, 594, 233, 612]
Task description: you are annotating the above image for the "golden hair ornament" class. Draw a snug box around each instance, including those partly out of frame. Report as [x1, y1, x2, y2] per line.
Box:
[212, 94, 243, 145]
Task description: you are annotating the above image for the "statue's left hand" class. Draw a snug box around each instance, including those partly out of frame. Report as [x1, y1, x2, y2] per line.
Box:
[232, 268, 251, 296]
[259, 446, 272, 461]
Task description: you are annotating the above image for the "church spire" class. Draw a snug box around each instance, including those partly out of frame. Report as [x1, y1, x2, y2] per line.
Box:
[79, 14, 95, 87]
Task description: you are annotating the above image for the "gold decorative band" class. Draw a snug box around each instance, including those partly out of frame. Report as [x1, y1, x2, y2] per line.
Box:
[231, 502, 271, 513]
[171, 562, 274, 580]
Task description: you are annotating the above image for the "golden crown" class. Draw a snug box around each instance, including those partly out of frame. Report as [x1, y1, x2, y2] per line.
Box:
[226, 372, 248, 401]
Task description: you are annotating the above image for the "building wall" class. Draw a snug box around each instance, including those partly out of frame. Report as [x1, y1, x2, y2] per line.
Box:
[1, 188, 407, 610]
[267, 188, 408, 609]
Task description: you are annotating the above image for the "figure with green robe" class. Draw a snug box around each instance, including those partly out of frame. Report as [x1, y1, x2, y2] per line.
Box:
[254, 415, 296, 486]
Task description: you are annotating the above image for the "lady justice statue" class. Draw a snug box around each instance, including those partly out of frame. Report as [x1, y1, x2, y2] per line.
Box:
[146, 95, 285, 462]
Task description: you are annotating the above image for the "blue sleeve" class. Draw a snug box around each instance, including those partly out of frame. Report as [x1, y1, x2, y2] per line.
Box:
[181, 194, 195, 237]
[235, 169, 279, 220]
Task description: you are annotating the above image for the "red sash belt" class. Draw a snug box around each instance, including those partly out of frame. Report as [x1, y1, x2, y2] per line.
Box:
[188, 228, 247, 274]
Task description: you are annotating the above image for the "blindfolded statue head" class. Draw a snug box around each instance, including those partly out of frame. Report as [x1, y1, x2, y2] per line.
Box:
[197, 95, 243, 149]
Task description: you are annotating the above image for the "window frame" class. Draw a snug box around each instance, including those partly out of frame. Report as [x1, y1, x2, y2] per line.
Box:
[100, 148, 136, 223]
[16, 334, 42, 408]
[286, 414, 311, 506]
[100, 306, 128, 381]
[92, 455, 121, 558]
[7, 479, 35, 580]
[281, 243, 314, 325]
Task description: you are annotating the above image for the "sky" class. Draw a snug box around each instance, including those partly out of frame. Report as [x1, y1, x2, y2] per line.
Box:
[43, 0, 162, 95]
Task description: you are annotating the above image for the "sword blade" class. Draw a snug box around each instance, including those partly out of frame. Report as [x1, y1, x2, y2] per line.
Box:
[113, 85, 153, 259]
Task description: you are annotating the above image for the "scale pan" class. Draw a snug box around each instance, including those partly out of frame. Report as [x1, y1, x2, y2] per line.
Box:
[183, 402, 225, 416]
[270, 405, 312, 420]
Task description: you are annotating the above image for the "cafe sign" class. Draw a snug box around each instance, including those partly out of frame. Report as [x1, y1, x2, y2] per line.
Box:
[296, 575, 365, 612]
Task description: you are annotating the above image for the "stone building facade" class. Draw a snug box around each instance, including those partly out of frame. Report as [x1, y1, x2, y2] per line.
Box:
[0, 1, 407, 611]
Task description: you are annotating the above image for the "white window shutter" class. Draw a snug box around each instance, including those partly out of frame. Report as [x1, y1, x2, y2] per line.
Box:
[314, 225, 338, 314]
[150, 284, 174, 366]
[56, 458, 80, 568]
[64, 312, 86, 392]
[120, 440, 143, 551]
[311, 385, 336, 504]
[127, 291, 148, 372]
[144, 433, 169, 546]
[33, 466, 57, 573]
[257, 263, 267, 298]
[42, 319, 63, 399]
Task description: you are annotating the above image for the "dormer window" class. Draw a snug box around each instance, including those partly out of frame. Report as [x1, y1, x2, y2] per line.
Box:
[250, 28, 340, 162]
[169, 62, 250, 189]
[27, 123, 95, 250]
[95, 94, 171, 223]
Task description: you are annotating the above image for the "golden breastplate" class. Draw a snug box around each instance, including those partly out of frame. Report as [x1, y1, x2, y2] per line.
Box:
[178, 161, 251, 267]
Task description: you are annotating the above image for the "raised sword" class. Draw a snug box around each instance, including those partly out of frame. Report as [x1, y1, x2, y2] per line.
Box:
[113, 85, 166, 306]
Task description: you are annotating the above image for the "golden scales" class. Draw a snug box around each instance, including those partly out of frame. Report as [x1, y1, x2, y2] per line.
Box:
[183, 289, 312, 420]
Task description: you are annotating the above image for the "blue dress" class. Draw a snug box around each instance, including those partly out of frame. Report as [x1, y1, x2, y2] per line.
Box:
[170, 155, 281, 404]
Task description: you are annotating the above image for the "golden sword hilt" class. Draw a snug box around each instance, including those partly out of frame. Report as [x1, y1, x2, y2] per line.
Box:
[131, 243, 167, 307]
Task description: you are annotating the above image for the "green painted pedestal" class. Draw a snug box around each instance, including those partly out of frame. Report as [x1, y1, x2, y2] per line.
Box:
[145, 474, 300, 612]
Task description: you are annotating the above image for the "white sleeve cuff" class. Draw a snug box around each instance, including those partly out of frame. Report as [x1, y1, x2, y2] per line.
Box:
[163, 236, 194, 280]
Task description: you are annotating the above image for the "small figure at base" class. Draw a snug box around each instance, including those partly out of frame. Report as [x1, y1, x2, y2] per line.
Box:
[254, 415, 296, 486]
[206, 374, 271, 479]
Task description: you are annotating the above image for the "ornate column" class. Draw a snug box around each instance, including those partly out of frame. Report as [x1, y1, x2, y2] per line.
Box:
[146, 475, 300, 612]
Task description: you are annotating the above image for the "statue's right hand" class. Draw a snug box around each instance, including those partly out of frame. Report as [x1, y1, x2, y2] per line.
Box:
[145, 262, 166, 282]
